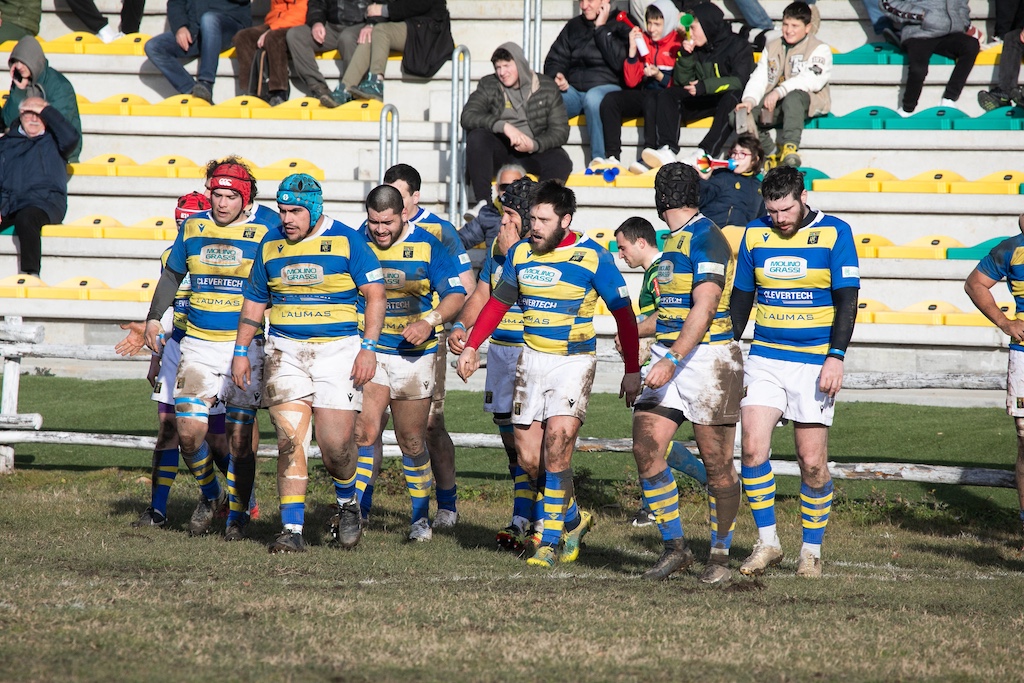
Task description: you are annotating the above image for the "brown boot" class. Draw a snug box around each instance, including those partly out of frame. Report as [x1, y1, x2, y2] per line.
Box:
[642, 538, 694, 580]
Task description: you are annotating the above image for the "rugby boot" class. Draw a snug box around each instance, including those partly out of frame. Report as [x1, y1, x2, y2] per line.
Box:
[496, 524, 526, 552]
[560, 510, 594, 563]
[796, 550, 822, 578]
[642, 538, 695, 580]
[408, 517, 432, 542]
[699, 557, 732, 585]
[629, 506, 656, 528]
[526, 545, 558, 568]
[327, 500, 363, 549]
[739, 541, 784, 576]
[433, 509, 459, 529]
[268, 530, 307, 554]
[189, 489, 227, 536]
[223, 519, 247, 542]
[131, 507, 166, 528]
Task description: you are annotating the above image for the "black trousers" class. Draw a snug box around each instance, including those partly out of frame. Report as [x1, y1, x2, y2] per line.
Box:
[599, 88, 658, 160]
[902, 32, 979, 111]
[994, 0, 1024, 39]
[65, 0, 146, 34]
[3, 206, 50, 276]
[465, 128, 573, 202]
[653, 88, 741, 156]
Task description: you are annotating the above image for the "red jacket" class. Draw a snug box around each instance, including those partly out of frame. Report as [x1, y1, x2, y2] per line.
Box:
[623, 29, 682, 89]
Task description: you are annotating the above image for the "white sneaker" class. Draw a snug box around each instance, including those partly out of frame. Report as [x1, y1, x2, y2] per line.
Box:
[628, 160, 651, 174]
[433, 509, 459, 529]
[939, 97, 960, 110]
[408, 517, 432, 542]
[97, 24, 125, 43]
[588, 157, 606, 169]
[641, 145, 677, 170]
[677, 147, 707, 167]
[463, 199, 487, 223]
[896, 106, 913, 117]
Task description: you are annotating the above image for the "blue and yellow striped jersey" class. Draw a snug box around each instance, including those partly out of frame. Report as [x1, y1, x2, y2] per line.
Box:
[408, 207, 473, 276]
[360, 224, 466, 356]
[500, 232, 631, 355]
[734, 210, 860, 364]
[655, 215, 734, 346]
[977, 233, 1024, 351]
[479, 240, 524, 346]
[161, 246, 192, 342]
[243, 217, 384, 342]
[165, 204, 281, 342]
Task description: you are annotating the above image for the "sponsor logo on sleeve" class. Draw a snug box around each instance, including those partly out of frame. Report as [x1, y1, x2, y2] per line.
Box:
[366, 268, 384, 282]
[518, 265, 562, 287]
[281, 263, 325, 286]
[447, 276, 461, 288]
[617, 285, 629, 299]
[459, 253, 470, 264]
[697, 262, 726, 276]
[763, 256, 807, 280]
[841, 266, 860, 279]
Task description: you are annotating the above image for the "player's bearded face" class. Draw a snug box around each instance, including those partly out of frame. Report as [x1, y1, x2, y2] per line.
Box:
[367, 208, 405, 249]
[210, 189, 245, 225]
[765, 190, 808, 237]
[280, 205, 313, 241]
[529, 204, 569, 254]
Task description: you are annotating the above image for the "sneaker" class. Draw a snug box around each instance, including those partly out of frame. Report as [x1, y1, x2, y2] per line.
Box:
[224, 519, 247, 542]
[526, 544, 558, 568]
[97, 24, 125, 43]
[780, 143, 801, 168]
[560, 510, 594, 563]
[588, 157, 607, 169]
[629, 507, 656, 527]
[738, 541, 784, 576]
[433, 509, 459, 529]
[641, 145, 677, 170]
[677, 147, 707, 167]
[350, 74, 383, 102]
[268, 93, 286, 107]
[496, 524, 527, 552]
[882, 27, 901, 47]
[463, 199, 488, 222]
[796, 550, 822, 578]
[938, 97, 960, 110]
[268, 530, 307, 554]
[330, 85, 353, 105]
[408, 517, 432, 542]
[699, 559, 732, 585]
[896, 106, 913, 117]
[190, 82, 213, 105]
[1009, 86, 1024, 105]
[327, 500, 363, 549]
[131, 507, 166, 528]
[978, 89, 1011, 111]
[312, 85, 339, 109]
[627, 160, 651, 175]
[763, 153, 779, 172]
[642, 538, 695, 580]
[189, 489, 226, 536]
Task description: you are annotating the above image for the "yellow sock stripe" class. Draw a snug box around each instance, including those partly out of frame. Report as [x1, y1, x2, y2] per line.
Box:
[156, 474, 176, 486]
[646, 481, 679, 499]
[803, 518, 829, 529]
[742, 472, 776, 487]
[281, 495, 305, 505]
[748, 498, 776, 510]
[156, 465, 178, 474]
[801, 491, 834, 506]
[655, 509, 681, 523]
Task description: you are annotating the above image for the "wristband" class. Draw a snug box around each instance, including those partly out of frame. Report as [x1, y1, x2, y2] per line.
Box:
[664, 352, 682, 367]
[424, 310, 443, 327]
[234, 344, 249, 357]
[360, 338, 377, 351]
[451, 321, 466, 332]
[827, 348, 845, 360]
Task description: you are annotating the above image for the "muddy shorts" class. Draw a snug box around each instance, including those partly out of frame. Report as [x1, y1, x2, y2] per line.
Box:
[371, 351, 435, 400]
[635, 341, 742, 426]
[511, 347, 596, 425]
[1007, 348, 1024, 417]
[152, 337, 226, 415]
[741, 354, 834, 426]
[484, 342, 523, 416]
[430, 330, 449, 418]
[175, 336, 264, 410]
[262, 335, 363, 410]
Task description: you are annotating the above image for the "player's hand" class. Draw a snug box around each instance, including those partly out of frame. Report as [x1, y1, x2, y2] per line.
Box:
[402, 320, 433, 346]
[818, 356, 844, 397]
[115, 321, 147, 356]
[357, 25, 373, 44]
[1001, 318, 1024, 343]
[175, 26, 193, 51]
[232, 355, 251, 390]
[311, 22, 327, 43]
[644, 357, 676, 390]
[447, 326, 468, 354]
[350, 348, 376, 387]
[457, 346, 480, 381]
[146, 355, 160, 387]
[763, 90, 780, 112]
[144, 319, 164, 355]
[554, 73, 569, 92]
[620, 371, 642, 407]
[496, 219, 521, 254]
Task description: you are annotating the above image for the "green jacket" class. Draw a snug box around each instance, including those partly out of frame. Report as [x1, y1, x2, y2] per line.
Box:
[671, 2, 753, 98]
[0, 0, 41, 34]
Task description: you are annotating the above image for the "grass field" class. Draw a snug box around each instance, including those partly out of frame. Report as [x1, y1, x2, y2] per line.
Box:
[2, 376, 1024, 682]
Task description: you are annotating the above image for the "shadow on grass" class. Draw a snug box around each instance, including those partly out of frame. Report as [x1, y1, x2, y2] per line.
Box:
[906, 540, 1024, 573]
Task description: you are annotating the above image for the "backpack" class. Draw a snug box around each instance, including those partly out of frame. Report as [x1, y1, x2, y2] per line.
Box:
[401, 12, 454, 78]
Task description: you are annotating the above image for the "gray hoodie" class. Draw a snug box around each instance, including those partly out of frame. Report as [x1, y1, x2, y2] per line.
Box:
[494, 42, 538, 140]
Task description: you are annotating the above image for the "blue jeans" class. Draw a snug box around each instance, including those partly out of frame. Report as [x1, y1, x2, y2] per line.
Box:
[861, 0, 894, 34]
[561, 83, 620, 161]
[144, 12, 247, 93]
[732, 0, 773, 30]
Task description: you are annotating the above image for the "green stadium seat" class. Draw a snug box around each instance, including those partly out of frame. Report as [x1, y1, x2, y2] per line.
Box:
[855, 299, 890, 323]
[951, 106, 1024, 131]
[832, 42, 904, 65]
[875, 235, 964, 259]
[949, 170, 1024, 194]
[872, 300, 960, 325]
[813, 106, 900, 130]
[884, 106, 967, 130]
[878, 169, 965, 193]
[946, 236, 1006, 260]
[26, 276, 108, 300]
[797, 167, 828, 190]
[0, 274, 45, 298]
[813, 168, 895, 192]
[852, 234, 893, 258]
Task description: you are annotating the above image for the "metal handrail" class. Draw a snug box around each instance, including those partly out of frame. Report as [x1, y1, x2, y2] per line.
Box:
[522, 0, 543, 73]
[378, 104, 399, 184]
[448, 45, 471, 226]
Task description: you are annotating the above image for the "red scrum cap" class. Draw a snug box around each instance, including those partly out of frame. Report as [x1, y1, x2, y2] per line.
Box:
[175, 191, 211, 225]
[207, 162, 254, 206]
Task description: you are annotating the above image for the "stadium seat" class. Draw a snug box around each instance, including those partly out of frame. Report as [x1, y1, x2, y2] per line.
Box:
[872, 300, 960, 325]
[797, 167, 828, 190]
[190, 95, 270, 119]
[41, 215, 122, 238]
[41, 31, 100, 54]
[70, 154, 137, 177]
[89, 278, 158, 301]
[884, 106, 967, 130]
[946, 236, 1006, 260]
[78, 94, 149, 116]
[83, 33, 150, 56]
[567, 171, 616, 188]
[832, 42, 903, 65]
[855, 299, 890, 323]
[812, 106, 900, 130]
[878, 170, 965, 193]
[812, 168, 895, 193]
[131, 95, 210, 117]
[952, 106, 1024, 131]
[26, 276, 109, 300]
[259, 159, 326, 181]
[132, 217, 178, 241]
[585, 229, 614, 249]
[251, 97, 320, 121]
[613, 171, 656, 189]
[721, 225, 745, 255]
[102, 225, 167, 240]
[120, 155, 203, 179]
[852, 234, 893, 258]
[0, 274, 46, 298]
[944, 302, 1013, 326]
[874, 234, 964, 259]
[974, 44, 1003, 66]
[948, 170, 1024, 195]
[309, 99, 384, 121]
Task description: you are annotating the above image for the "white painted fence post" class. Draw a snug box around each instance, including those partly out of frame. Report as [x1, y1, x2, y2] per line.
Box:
[0, 315, 23, 473]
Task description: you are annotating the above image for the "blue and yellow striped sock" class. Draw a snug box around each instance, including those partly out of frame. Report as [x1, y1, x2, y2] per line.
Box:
[742, 460, 777, 543]
[281, 494, 305, 533]
[511, 465, 533, 527]
[226, 455, 243, 524]
[436, 485, 457, 513]
[539, 469, 571, 547]
[665, 441, 708, 485]
[708, 481, 741, 552]
[354, 445, 375, 517]
[150, 448, 179, 516]
[333, 472, 357, 506]
[640, 468, 684, 542]
[402, 451, 433, 524]
[800, 480, 834, 555]
[186, 442, 221, 501]
[361, 484, 374, 521]
[564, 495, 581, 532]
[226, 454, 255, 525]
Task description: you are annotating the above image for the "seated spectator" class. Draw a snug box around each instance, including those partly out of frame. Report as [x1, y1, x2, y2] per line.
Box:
[978, 27, 1024, 110]
[143, 0, 252, 104]
[459, 164, 525, 256]
[543, 0, 628, 168]
[285, 0, 368, 108]
[460, 43, 571, 221]
[882, 0, 978, 114]
[697, 133, 765, 227]
[65, 0, 145, 43]
[233, 0, 308, 106]
[640, 2, 753, 169]
[0, 97, 80, 277]
[735, 1, 831, 169]
[0, 0, 41, 43]
[2, 37, 83, 163]
[599, 0, 682, 174]
[334, 0, 450, 103]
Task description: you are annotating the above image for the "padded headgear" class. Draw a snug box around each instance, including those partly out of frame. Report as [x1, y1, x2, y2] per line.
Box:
[654, 162, 701, 216]
[500, 177, 536, 237]
[277, 173, 324, 226]
[175, 191, 211, 226]
[207, 162, 254, 207]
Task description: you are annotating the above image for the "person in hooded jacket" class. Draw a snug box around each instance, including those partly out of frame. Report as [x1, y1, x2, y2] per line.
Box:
[697, 133, 765, 228]
[0, 96, 80, 276]
[460, 42, 572, 219]
[640, 2, 753, 169]
[2, 36, 83, 163]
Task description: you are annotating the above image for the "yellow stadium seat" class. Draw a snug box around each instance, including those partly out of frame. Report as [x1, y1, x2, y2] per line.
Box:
[77, 93, 149, 116]
[27, 276, 109, 300]
[879, 169, 965, 193]
[219, 47, 236, 58]
[41, 31, 100, 54]
[874, 235, 964, 259]
[0, 274, 45, 297]
[310, 99, 383, 121]
[251, 97, 320, 121]
[75, 93, 89, 106]
[585, 229, 615, 249]
[688, 116, 713, 128]
[190, 95, 270, 119]
[119, 155, 201, 179]
[131, 94, 209, 117]
[259, 158, 325, 180]
[945, 302, 1014, 326]
[318, 49, 340, 59]
[975, 44, 1002, 66]
[83, 33, 150, 56]
[69, 154, 137, 176]
[812, 168, 895, 193]
[132, 216, 178, 240]
[42, 215, 122, 237]
[855, 299, 890, 324]
[89, 278, 158, 301]
[595, 298, 612, 316]
[102, 225, 165, 240]
[566, 171, 613, 188]
[852, 233, 894, 258]
[721, 225, 745, 255]
[949, 170, 1024, 195]
[872, 300, 960, 325]
[73, 215, 124, 227]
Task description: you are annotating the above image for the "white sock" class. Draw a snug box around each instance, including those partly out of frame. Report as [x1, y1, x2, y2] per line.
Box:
[758, 525, 780, 546]
[337, 496, 354, 506]
[284, 523, 303, 533]
[801, 542, 821, 558]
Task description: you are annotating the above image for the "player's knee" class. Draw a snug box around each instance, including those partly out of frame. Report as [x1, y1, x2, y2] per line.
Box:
[270, 404, 313, 461]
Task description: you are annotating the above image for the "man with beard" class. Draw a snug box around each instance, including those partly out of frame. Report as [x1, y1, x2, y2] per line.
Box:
[457, 180, 642, 567]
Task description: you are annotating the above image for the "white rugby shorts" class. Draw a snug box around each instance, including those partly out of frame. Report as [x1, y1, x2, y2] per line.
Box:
[370, 351, 435, 400]
[635, 341, 742, 425]
[511, 347, 595, 425]
[741, 354, 835, 426]
[1006, 348, 1024, 417]
[263, 335, 363, 410]
[152, 337, 233, 413]
[174, 336, 265, 410]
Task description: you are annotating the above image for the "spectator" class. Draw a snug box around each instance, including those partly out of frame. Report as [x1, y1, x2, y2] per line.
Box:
[285, 0, 368, 108]
[0, 97, 79, 277]
[599, 0, 682, 174]
[65, 0, 145, 43]
[882, 0, 979, 114]
[143, 0, 252, 104]
[0, 0, 41, 43]
[641, 2, 754, 169]
[458, 164, 525, 256]
[460, 43, 571, 221]
[233, 0, 308, 105]
[334, 0, 451, 103]
[735, 1, 831, 169]
[993, 0, 1024, 43]
[697, 133, 765, 227]
[978, 27, 1024, 110]
[543, 0, 628, 168]
[2, 37, 83, 163]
